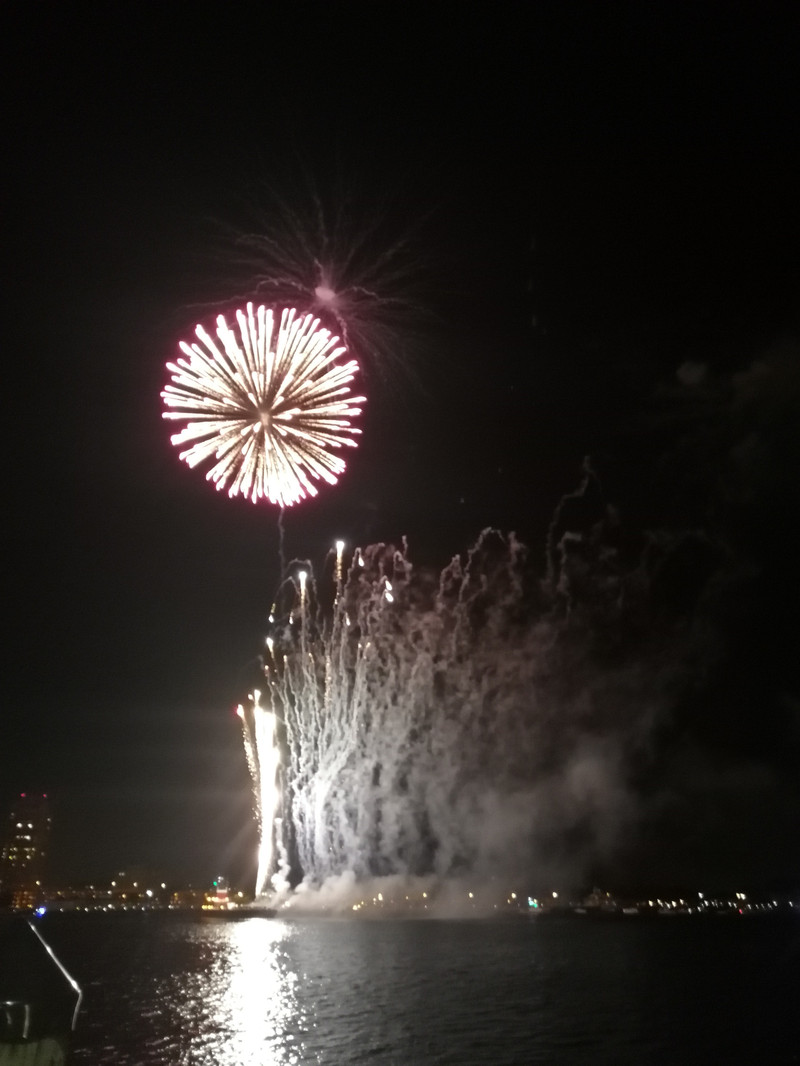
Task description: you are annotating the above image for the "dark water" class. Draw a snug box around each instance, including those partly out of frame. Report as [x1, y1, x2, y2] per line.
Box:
[39, 912, 799, 1065]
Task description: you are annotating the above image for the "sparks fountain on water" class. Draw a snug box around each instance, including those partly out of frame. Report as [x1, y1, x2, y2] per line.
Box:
[237, 531, 553, 900]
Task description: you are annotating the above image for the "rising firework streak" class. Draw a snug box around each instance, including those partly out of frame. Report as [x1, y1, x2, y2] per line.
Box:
[237, 692, 282, 897]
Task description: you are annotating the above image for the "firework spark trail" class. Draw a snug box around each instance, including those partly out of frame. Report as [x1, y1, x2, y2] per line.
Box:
[257, 532, 547, 889]
[162, 304, 365, 506]
[238, 692, 282, 897]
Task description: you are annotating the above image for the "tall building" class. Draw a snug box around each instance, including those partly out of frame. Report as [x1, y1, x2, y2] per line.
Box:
[0, 793, 51, 907]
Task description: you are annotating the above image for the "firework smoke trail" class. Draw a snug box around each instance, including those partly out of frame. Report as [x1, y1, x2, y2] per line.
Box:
[162, 303, 365, 506]
[237, 692, 282, 897]
[262, 532, 546, 886]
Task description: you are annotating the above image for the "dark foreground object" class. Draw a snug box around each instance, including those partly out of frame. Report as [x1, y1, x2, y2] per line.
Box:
[0, 915, 81, 1065]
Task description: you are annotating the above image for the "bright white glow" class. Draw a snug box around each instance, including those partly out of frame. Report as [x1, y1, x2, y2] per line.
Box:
[238, 691, 283, 897]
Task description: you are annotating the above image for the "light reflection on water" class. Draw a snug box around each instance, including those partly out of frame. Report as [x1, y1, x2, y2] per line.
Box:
[172, 918, 310, 1066]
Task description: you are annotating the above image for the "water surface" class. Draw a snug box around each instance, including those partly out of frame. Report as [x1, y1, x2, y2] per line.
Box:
[39, 912, 800, 1064]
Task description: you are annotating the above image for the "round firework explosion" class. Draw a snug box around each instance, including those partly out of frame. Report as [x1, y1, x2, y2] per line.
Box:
[162, 303, 365, 506]
[219, 179, 431, 384]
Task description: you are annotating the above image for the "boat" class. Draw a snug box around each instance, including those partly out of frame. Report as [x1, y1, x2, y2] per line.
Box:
[0, 914, 82, 1065]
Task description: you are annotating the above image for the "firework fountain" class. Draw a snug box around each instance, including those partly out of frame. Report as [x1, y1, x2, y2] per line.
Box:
[239, 530, 551, 897]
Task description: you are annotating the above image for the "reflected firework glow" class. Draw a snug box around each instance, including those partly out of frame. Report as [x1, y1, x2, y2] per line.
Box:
[216, 920, 304, 1066]
[169, 919, 305, 1066]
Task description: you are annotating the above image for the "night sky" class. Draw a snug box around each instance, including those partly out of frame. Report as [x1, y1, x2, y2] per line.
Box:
[3, 5, 799, 891]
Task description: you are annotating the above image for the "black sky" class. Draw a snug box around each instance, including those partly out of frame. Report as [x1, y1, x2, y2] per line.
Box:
[2, 4, 799, 889]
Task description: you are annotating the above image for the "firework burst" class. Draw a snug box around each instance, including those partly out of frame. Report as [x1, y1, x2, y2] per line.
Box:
[162, 303, 365, 507]
[221, 181, 431, 382]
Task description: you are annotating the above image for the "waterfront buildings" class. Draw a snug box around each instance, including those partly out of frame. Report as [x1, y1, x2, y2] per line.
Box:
[0, 793, 51, 908]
